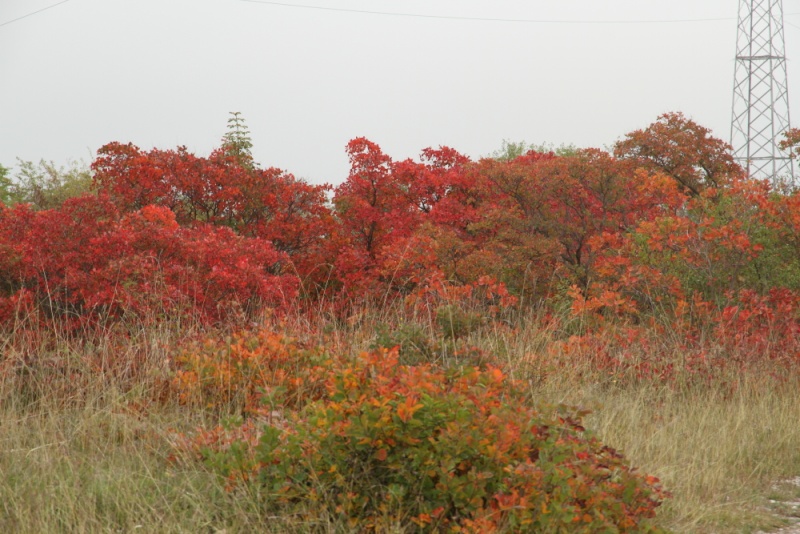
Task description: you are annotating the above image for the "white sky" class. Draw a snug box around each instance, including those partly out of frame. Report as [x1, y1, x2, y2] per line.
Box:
[1, 0, 799, 185]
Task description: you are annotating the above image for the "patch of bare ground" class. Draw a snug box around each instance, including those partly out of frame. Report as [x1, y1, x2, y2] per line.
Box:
[761, 477, 800, 534]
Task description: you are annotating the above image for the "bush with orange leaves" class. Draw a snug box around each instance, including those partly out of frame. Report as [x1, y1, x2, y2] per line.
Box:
[173, 329, 332, 415]
[176, 341, 668, 532]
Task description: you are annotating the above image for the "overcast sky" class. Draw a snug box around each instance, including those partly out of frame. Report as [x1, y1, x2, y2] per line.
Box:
[1, 0, 799, 185]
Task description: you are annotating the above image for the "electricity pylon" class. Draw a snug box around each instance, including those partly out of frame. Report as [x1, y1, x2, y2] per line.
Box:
[730, 0, 795, 184]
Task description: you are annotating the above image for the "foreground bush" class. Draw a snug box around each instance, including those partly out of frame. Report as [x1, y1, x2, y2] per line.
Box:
[183, 343, 668, 532]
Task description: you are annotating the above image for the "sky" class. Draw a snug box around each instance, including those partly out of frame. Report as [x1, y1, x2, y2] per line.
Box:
[1, 0, 799, 185]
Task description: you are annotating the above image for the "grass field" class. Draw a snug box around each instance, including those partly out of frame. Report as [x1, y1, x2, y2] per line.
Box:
[2, 307, 799, 533]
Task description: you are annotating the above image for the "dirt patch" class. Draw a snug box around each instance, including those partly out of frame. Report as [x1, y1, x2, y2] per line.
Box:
[761, 477, 800, 534]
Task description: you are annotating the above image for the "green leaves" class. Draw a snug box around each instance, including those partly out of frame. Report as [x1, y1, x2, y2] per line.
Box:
[0, 164, 11, 205]
[221, 112, 254, 169]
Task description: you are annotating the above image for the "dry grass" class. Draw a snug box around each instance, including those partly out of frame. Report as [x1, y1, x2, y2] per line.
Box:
[1, 308, 799, 533]
[470, 314, 800, 533]
[540, 377, 800, 533]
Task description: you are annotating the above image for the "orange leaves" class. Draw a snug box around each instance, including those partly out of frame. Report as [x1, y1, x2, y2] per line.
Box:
[614, 112, 744, 195]
[138, 204, 179, 229]
[396, 395, 424, 424]
[180, 339, 668, 531]
[568, 285, 638, 319]
[172, 330, 331, 413]
[779, 127, 800, 158]
[486, 366, 504, 385]
[476, 275, 519, 310]
[579, 165, 797, 345]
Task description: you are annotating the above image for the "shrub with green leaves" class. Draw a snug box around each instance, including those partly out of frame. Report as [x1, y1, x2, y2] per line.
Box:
[372, 321, 438, 365]
[193, 347, 668, 532]
[436, 304, 484, 340]
[8, 158, 94, 209]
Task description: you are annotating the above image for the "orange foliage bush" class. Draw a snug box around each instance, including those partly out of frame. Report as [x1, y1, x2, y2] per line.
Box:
[177, 345, 668, 532]
[173, 329, 332, 414]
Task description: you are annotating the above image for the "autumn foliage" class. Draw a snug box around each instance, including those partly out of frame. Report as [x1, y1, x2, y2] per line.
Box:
[0, 195, 296, 327]
[2, 112, 799, 361]
[91, 142, 335, 291]
[5, 112, 800, 529]
[175, 342, 668, 532]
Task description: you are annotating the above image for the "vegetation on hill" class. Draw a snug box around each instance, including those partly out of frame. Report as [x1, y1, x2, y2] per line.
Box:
[2, 113, 800, 532]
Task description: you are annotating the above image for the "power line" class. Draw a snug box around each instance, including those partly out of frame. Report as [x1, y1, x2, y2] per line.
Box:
[0, 0, 72, 28]
[239, 0, 742, 24]
[1, 0, 796, 27]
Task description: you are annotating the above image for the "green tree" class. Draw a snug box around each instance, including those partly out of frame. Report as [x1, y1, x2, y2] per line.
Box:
[0, 164, 11, 205]
[11, 158, 94, 209]
[490, 139, 578, 161]
[221, 111, 255, 168]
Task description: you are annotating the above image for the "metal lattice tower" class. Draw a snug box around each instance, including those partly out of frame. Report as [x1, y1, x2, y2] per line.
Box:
[731, 0, 795, 184]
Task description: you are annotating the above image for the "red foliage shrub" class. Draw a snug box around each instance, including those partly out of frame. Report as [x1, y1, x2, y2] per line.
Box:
[614, 112, 744, 195]
[91, 142, 336, 290]
[8, 113, 800, 378]
[0, 195, 297, 327]
[715, 288, 800, 363]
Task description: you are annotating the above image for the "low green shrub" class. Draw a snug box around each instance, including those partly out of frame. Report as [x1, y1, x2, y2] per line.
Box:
[435, 304, 484, 340]
[372, 321, 437, 365]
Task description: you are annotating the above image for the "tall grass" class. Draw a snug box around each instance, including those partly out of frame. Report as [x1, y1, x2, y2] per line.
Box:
[475, 311, 800, 533]
[1, 304, 799, 532]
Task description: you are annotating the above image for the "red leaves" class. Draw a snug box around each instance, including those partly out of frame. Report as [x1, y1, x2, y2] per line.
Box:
[0, 195, 296, 327]
[333, 139, 482, 300]
[8, 116, 800, 376]
[92, 142, 335, 291]
[334, 138, 416, 266]
[715, 289, 800, 361]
